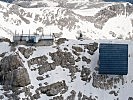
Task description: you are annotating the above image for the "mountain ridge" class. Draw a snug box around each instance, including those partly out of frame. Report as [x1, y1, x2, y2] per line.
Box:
[0, 1, 133, 41]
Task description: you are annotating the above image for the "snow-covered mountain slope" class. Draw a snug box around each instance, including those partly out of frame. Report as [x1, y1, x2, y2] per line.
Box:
[0, 1, 133, 41]
[0, 39, 133, 100]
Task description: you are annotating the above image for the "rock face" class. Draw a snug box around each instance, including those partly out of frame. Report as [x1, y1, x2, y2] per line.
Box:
[12, 68, 31, 87]
[18, 47, 35, 58]
[49, 50, 78, 81]
[0, 54, 23, 71]
[67, 90, 76, 100]
[28, 55, 56, 75]
[80, 66, 91, 82]
[39, 80, 68, 96]
[56, 38, 68, 45]
[92, 72, 124, 90]
[72, 46, 83, 52]
[51, 95, 64, 100]
[84, 42, 98, 55]
[0, 55, 30, 87]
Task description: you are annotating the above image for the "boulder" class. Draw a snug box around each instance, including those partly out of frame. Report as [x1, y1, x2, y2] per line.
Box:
[82, 56, 91, 64]
[50, 95, 64, 100]
[0, 55, 23, 71]
[56, 38, 68, 45]
[18, 47, 35, 59]
[84, 42, 98, 55]
[39, 80, 68, 96]
[80, 66, 91, 82]
[0, 55, 30, 87]
[12, 68, 31, 87]
[72, 46, 83, 52]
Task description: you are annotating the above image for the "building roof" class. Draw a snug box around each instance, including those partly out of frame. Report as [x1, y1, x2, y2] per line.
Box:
[99, 43, 128, 75]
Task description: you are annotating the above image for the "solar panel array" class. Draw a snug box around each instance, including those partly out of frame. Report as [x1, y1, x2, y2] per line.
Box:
[99, 43, 128, 75]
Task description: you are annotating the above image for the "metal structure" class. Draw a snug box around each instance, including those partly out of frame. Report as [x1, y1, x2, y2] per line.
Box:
[13, 30, 54, 46]
[99, 43, 128, 75]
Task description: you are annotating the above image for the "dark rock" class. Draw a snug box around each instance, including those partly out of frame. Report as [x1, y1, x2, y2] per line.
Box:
[85, 42, 98, 55]
[64, 47, 68, 51]
[80, 66, 91, 82]
[51, 95, 64, 100]
[109, 90, 118, 96]
[66, 90, 76, 100]
[72, 50, 80, 56]
[28, 55, 48, 67]
[0, 55, 23, 71]
[0, 54, 30, 89]
[46, 74, 50, 78]
[18, 47, 36, 59]
[39, 83, 42, 87]
[3, 92, 12, 99]
[39, 80, 68, 96]
[128, 97, 133, 100]
[56, 38, 68, 45]
[23, 87, 31, 97]
[36, 76, 44, 81]
[82, 95, 96, 100]
[82, 56, 91, 64]
[0, 52, 6, 57]
[38, 62, 55, 75]
[126, 3, 133, 16]
[0, 38, 11, 43]
[30, 85, 34, 89]
[75, 57, 81, 62]
[33, 93, 40, 99]
[78, 91, 82, 100]
[49, 50, 77, 81]
[72, 46, 83, 52]
[44, 82, 48, 85]
[94, 67, 99, 71]
[12, 68, 31, 87]
[0, 95, 4, 99]
[94, 4, 125, 29]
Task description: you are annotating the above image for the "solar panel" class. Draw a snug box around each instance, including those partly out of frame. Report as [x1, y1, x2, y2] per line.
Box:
[99, 43, 128, 75]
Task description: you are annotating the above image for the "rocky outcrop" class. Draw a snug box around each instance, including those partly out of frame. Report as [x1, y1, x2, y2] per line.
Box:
[84, 42, 98, 55]
[0, 38, 11, 43]
[28, 55, 56, 75]
[28, 55, 48, 67]
[12, 68, 30, 87]
[50, 50, 75, 66]
[66, 90, 76, 100]
[94, 4, 124, 29]
[49, 50, 78, 81]
[50, 95, 64, 100]
[18, 47, 36, 59]
[0, 52, 6, 58]
[56, 38, 68, 45]
[72, 46, 83, 52]
[0, 55, 23, 71]
[0, 55, 30, 87]
[80, 66, 91, 82]
[82, 56, 91, 64]
[92, 72, 124, 90]
[128, 97, 133, 100]
[39, 80, 68, 96]
[109, 90, 118, 96]
[77, 91, 97, 100]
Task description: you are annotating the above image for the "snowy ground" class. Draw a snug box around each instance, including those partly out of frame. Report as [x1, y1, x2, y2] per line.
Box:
[0, 39, 133, 100]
